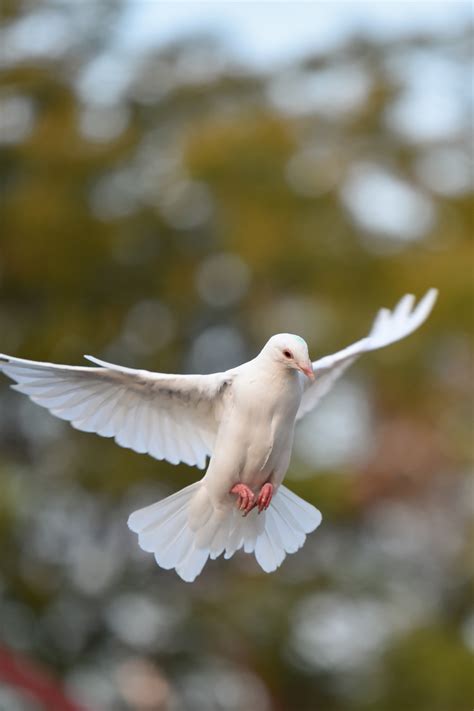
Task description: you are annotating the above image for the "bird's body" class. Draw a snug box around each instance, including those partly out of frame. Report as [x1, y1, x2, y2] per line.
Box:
[203, 357, 302, 506]
[0, 289, 437, 581]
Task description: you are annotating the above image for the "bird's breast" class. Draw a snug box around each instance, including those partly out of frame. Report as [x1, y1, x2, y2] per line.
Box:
[213, 370, 302, 488]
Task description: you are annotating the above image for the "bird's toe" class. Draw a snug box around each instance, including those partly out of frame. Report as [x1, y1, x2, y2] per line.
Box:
[230, 483, 255, 515]
[257, 482, 274, 513]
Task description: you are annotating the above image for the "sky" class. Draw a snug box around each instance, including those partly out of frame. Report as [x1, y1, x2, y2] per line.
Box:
[116, 1, 472, 67]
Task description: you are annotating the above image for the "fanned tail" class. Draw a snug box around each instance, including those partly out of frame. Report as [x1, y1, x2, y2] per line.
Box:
[254, 485, 322, 572]
[128, 482, 208, 582]
[128, 483, 322, 582]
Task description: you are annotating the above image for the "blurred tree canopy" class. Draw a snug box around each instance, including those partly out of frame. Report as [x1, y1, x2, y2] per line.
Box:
[0, 2, 473, 710]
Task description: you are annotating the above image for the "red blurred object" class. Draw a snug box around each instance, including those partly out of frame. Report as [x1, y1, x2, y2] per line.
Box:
[0, 645, 92, 711]
[354, 415, 451, 505]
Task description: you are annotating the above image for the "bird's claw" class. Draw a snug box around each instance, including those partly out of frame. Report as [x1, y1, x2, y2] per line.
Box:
[230, 483, 255, 515]
[257, 482, 273, 513]
[230, 482, 274, 516]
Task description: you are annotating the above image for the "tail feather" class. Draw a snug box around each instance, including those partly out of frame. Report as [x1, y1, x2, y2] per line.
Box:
[127, 482, 322, 582]
[277, 486, 321, 532]
[154, 518, 193, 570]
[175, 544, 209, 582]
[128, 482, 196, 531]
[208, 515, 232, 560]
[243, 511, 265, 553]
[255, 528, 286, 572]
[271, 505, 305, 553]
[264, 508, 286, 553]
[137, 498, 190, 553]
[223, 515, 246, 559]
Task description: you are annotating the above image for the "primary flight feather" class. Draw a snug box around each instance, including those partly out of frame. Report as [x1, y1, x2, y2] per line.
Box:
[0, 289, 437, 581]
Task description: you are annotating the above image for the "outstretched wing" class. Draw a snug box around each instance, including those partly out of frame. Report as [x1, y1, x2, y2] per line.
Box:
[0, 353, 231, 469]
[297, 289, 437, 421]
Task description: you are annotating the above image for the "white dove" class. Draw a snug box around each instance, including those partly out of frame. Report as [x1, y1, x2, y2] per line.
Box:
[0, 289, 437, 582]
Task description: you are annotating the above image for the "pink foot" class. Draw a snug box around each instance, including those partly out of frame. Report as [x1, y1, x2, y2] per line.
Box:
[257, 482, 273, 513]
[230, 483, 255, 515]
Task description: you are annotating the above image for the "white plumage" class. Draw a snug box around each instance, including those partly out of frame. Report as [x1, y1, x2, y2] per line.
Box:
[0, 289, 437, 581]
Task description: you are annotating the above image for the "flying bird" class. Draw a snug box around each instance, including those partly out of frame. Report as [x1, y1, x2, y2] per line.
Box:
[0, 289, 437, 582]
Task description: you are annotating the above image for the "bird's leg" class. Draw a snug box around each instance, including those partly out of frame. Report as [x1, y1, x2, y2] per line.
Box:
[256, 482, 274, 513]
[230, 483, 255, 515]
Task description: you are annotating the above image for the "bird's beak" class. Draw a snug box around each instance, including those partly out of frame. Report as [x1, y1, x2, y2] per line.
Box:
[299, 362, 315, 381]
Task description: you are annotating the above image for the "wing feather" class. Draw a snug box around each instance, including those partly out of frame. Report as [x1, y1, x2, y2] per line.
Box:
[0, 353, 229, 468]
[297, 289, 437, 420]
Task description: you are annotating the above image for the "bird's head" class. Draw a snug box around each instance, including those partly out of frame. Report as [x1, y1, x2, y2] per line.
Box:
[262, 334, 315, 381]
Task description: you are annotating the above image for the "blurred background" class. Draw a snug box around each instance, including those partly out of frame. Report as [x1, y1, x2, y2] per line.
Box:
[0, 1, 473, 710]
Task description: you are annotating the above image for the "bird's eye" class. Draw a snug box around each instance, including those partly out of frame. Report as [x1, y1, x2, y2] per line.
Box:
[283, 349, 293, 359]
